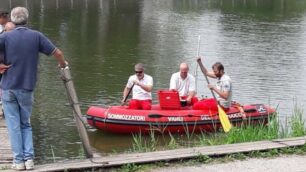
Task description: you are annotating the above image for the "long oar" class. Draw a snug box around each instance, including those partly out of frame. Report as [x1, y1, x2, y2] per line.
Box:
[59, 66, 93, 158]
[122, 83, 135, 105]
[197, 39, 232, 133]
[195, 36, 201, 92]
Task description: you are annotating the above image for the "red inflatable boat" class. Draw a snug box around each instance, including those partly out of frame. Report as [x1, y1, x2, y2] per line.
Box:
[86, 103, 275, 134]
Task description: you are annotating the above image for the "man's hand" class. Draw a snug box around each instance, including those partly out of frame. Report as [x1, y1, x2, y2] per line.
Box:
[0, 63, 11, 74]
[208, 84, 215, 90]
[186, 97, 192, 104]
[196, 57, 202, 63]
[133, 80, 140, 86]
[58, 60, 69, 68]
[121, 98, 126, 106]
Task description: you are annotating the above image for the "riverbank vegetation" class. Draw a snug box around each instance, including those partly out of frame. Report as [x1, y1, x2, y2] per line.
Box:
[110, 105, 306, 172]
[129, 105, 305, 153]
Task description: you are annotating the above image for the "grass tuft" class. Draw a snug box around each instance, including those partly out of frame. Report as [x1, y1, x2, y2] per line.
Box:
[290, 104, 306, 137]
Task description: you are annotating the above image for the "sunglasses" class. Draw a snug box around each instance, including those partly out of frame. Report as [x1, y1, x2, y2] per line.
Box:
[135, 71, 143, 74]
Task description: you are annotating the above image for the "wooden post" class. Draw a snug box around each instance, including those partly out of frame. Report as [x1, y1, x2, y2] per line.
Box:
[59, 66, 93, 158]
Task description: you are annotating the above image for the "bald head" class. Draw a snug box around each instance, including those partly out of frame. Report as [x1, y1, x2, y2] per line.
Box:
[179, 63, 189, 79]
[180, 63, 189, 70]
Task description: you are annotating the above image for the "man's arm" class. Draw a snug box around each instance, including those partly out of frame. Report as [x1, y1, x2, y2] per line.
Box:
[186, 75, 196, 103]
[0, 37, 11, 73]
[134, 81, 152, 92]
[121, 78, 133, 105]
[208, 84, 230, 100]
[197, 57, 216, 78]
[122, 86, 130, 100]
[134, 76, 153, 92]
[169, 73, 177, 90]
[186, 90, 196, 103]
[0, 63, 11, 74]
[52, 48, 68, 68]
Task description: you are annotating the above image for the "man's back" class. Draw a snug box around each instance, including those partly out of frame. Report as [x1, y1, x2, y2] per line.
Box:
[0, 27, 56, 90]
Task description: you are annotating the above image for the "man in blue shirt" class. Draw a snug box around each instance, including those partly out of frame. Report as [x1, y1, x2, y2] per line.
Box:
[0, 7, 68, 170]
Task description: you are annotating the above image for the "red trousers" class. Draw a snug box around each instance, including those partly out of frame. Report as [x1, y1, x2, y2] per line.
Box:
[129, 99, 152, 110]
[193, 98, 218, 111]
[180, 96, 199, 105]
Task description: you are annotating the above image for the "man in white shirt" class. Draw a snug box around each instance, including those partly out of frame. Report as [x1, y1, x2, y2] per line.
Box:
[194, 57, 232, 110]
[121, 63, 153, 110]
[169, 63, 198, 105]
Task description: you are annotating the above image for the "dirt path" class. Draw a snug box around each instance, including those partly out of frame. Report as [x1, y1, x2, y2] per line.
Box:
[151, 155, 306, 172]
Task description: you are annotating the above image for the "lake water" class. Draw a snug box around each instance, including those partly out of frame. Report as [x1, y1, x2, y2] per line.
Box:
[1, 0, 306, 163]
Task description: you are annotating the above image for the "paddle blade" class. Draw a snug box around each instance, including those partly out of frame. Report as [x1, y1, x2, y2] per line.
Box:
[218, 105, 232, 132]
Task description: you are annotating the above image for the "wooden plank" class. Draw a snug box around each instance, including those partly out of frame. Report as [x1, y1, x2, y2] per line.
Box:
[31, 137, 305, 172]
[52, 139, 303, 166]
[273, 137, 306, 142]
[0, 119, 6, 128]
[0, 150, 11, 154]
[88, 138, 304, 162]
[90, 141, 271, 161]
[0, 117, 13, 163]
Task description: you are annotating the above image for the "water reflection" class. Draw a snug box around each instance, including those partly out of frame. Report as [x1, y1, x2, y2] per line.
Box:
[1, 0, 306, 164]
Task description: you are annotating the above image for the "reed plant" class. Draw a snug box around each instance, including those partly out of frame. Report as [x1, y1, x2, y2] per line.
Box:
[131, 132, 147, 152]
[182, 122, 196, 141]
[290, 104, 306, 137]
[167, 132, 178, 149]
[149, 129, 157, 151]
[225, 114, 279, 144]
[131, 130, 159, 152]
[50, 145, 56, 163]
[78, 145, 86, 159]
[279, 115, 290, 138]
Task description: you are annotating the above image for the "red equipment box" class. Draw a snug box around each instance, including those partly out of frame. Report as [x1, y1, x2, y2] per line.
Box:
[158, 90, 181, 110]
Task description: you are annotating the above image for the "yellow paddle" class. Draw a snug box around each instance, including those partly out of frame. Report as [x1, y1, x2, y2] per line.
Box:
[196, 36, 232, 132]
